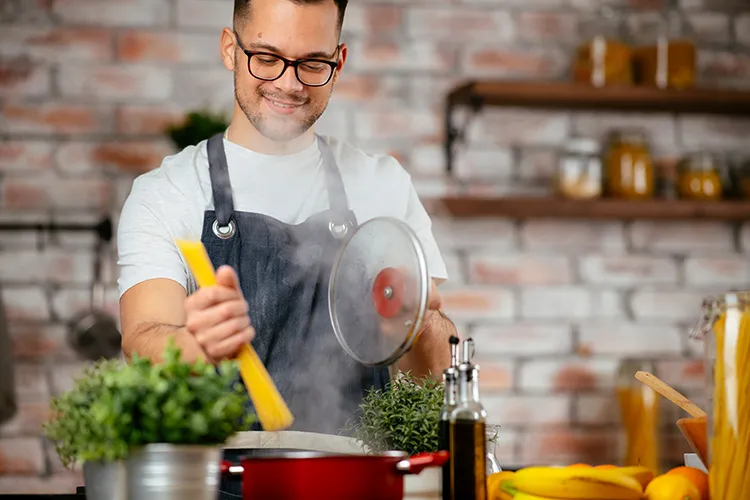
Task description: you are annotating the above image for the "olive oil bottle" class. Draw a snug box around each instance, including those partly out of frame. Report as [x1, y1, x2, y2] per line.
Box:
[449, 338, 487, 500]
[440, 336, 460, 500]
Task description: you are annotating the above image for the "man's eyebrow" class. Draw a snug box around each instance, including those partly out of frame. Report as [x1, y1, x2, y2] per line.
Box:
[244, 41, 337, 60]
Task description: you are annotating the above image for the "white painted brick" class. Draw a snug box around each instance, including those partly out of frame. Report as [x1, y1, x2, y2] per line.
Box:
[173, 67, 235, 114]
[430, 217, 517, 250]
[630, 289, 708, 320]
[519, 358, 621, 392]
[517, 148, 557, 183]
[52, 287, 119, 323]
[468, 253, 573, 285]
[741, 222, 750, 253]
[678, 115, 750, 149]
[175, 0, 234, 29]
[520, 428, 619, 468]
[49, 363, 94, 396]
[656, 359, 706, 392]
[466, 108, 570, 146]
[440, 286, 515, 321]
[578, 323, 683, 356]
[440, 251, 465, 284]
[1, 287, 50, 321]
[521, 220, 626, 252]
[630, 221, 735, 253]
[406, 8, 514, 42]
[348, 39, 456, 73]
[737, 14, 750, 47]
[685, 12, 731, 44]
[579, 255, 679, 286]
[58, 64, 173, 103]
[470, 323, 573, 356]
[0, 249, 93, 285]
[14, 364, 49, 401]
[684, 256, 750, 287]
[575, 395, 619, 425]
[53, 0, 171, 27]
[483, 395, 571, 426]
[475, 358, 515, 393]
[520, 287, 624, 319]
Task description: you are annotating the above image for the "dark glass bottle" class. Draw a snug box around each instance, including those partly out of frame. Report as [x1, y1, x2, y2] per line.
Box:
[440, 336, 459, 500]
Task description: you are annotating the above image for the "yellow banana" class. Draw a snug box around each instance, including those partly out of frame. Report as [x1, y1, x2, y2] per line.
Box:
[512, 466, 643, 500]
[513, 492, 568, 500]
[615, 466, 655, 489]
[487, 471, 516, 500]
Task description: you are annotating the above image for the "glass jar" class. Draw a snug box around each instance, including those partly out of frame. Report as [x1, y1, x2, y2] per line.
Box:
[573, 10, 632, 87]
[729, 157, 750, 199]
[556, 138, 603, 199]
[616, 359, 661, 474]
[633, 11, 696, 90]
[691, 292, 750, 498]
[604, 130, 655, 199]
[486, 425, 502, 475]
[677, 152, 723, 201]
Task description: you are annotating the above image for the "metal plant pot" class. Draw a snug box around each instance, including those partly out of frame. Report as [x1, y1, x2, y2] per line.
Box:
[126, 444, 222, 500]
[82, 460, 127, 500]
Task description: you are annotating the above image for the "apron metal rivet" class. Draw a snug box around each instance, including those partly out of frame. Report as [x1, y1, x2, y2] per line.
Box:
[212, 219, 236, 240]
[328, 221, 348, 239]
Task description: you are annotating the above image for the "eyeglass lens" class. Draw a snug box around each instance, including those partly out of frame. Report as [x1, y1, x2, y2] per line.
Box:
[250, 54, 334, 86]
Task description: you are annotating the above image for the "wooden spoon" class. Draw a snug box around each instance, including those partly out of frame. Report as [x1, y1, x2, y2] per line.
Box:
[635, 371, 707, 418]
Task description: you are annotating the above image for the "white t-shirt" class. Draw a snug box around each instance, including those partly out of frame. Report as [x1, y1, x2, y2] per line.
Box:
[116, 134, 448, 298]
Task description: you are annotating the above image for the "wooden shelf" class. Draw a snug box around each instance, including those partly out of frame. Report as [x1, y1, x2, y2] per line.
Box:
[447, 80, 750, 116]
[437, 196, 750, 221]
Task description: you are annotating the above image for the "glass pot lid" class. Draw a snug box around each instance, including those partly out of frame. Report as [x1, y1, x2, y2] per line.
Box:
[328, 217, 429, 367]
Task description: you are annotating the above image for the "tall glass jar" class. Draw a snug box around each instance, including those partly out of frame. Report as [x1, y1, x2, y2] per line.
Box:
[573, 9, 632, 87]
[677, 152, 724, 201]
[692, 292, 750, 498]
[634, 10, 697, 90]
[604, 129, 655, 199]
[616, 359, 661, 474]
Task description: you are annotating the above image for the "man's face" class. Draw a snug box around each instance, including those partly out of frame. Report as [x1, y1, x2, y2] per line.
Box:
[228, 0, 345, 143]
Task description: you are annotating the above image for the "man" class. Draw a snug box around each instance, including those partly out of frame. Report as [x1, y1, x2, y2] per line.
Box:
[117, 0, 456, 434]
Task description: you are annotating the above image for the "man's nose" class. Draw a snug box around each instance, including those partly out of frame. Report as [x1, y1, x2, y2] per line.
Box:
[275, 64, 304, 93]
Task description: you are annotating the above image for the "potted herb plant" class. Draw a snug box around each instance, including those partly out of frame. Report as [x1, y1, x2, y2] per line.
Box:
[44, 340, 254, 500]
[166, 109, 229, 150]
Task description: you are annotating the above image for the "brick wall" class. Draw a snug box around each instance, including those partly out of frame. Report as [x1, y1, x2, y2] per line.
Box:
[1, 0, 749, 493]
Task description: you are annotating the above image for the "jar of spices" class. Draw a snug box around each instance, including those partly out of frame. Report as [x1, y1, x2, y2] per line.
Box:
[633, 10, 696, 90]
[573, 8, 633, 88]
[677, 152, 723, 201]
[556, 138, 603, 199]
[604, 130, 655, 199]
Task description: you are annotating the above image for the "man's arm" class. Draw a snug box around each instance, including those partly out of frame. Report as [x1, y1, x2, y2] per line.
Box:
[120, 278, 207, 363]
[395, 279, 456, 379]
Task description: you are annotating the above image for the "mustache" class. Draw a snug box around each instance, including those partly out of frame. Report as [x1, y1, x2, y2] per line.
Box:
[257, 87, 309, 105]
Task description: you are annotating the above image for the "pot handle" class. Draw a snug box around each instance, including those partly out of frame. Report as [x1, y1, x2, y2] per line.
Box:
[220, 460, 244, 476]
[395, 451, 449, 475]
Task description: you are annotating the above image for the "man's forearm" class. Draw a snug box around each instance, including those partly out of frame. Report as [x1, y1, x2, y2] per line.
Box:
[122, 322, 208, 364]
[396, 311, 456, 379]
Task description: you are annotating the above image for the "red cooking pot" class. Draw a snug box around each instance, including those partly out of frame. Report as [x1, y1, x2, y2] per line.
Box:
[220, 450, 449, 500]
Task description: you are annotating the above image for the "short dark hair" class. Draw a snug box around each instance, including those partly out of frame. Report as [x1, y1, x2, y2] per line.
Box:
[234, 0, 348, 30]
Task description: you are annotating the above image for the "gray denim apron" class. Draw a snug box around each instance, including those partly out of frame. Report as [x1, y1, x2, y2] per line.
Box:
[201, 132, 390, 439]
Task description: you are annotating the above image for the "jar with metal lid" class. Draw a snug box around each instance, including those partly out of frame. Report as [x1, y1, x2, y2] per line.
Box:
[677, 152, 723, 201]
[556, 138, 603, 199]
[604, 129, 655, 199]
[690, 292, 750, 498]
[573, 8, 632, 87]
[616, 359, 661, 474]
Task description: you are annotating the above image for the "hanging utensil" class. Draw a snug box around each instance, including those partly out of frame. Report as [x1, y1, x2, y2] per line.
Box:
[328, 217, 430, 367]
[175, 239, 294, 432]
[67, 234, 121, 361]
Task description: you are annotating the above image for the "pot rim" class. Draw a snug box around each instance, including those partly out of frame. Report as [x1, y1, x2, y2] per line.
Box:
[129, 443, 224, 453]
[237, 450, 408, 461]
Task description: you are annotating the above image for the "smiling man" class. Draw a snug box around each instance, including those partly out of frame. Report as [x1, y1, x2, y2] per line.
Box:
[117, 0, 456, 434]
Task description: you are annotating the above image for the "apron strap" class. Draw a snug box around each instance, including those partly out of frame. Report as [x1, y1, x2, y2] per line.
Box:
[316, 135, 355, 239]
[207, 132, 235, 228]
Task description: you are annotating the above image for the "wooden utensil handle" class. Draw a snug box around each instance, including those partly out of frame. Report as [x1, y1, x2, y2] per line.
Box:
[635, 371, 707, 418]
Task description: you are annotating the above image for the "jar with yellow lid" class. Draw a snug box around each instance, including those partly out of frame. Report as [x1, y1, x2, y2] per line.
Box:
[677, 153, 724, 201]
[604, 130, 655, 199]
[573, 9, 632, 87]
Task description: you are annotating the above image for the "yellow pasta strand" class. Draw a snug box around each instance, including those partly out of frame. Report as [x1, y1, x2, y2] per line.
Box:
[175, 239, 294, 432]
[709, 303, 750, 500]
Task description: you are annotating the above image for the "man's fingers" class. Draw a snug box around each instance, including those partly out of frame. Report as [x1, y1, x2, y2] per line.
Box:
[194, 315, 251, 348]
[216, 265, 241, 291]
[204, 327, 255, 360]
[185, 299, 250, 333]
[185, 285, 242, 311]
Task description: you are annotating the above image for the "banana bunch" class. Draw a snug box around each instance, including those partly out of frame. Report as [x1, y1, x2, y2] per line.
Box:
[487, 465, 654, 500]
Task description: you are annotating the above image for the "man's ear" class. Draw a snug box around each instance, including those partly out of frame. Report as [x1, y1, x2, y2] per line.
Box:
[220, 27, 238, 72]
[331, 43, 348, 85]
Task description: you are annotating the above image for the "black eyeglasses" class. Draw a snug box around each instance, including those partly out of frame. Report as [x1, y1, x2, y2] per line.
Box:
[234, 32, 340, 87]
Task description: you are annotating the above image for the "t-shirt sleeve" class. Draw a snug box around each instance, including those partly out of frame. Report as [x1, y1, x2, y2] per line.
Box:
[116, 177, 191, 298]
[402, 175, 448, 283]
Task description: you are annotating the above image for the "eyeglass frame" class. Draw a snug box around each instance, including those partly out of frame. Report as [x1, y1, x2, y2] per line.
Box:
[233, 31, 341, 88]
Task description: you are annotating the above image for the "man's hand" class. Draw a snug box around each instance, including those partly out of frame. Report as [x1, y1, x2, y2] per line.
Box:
[184, 265, 255, 362]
